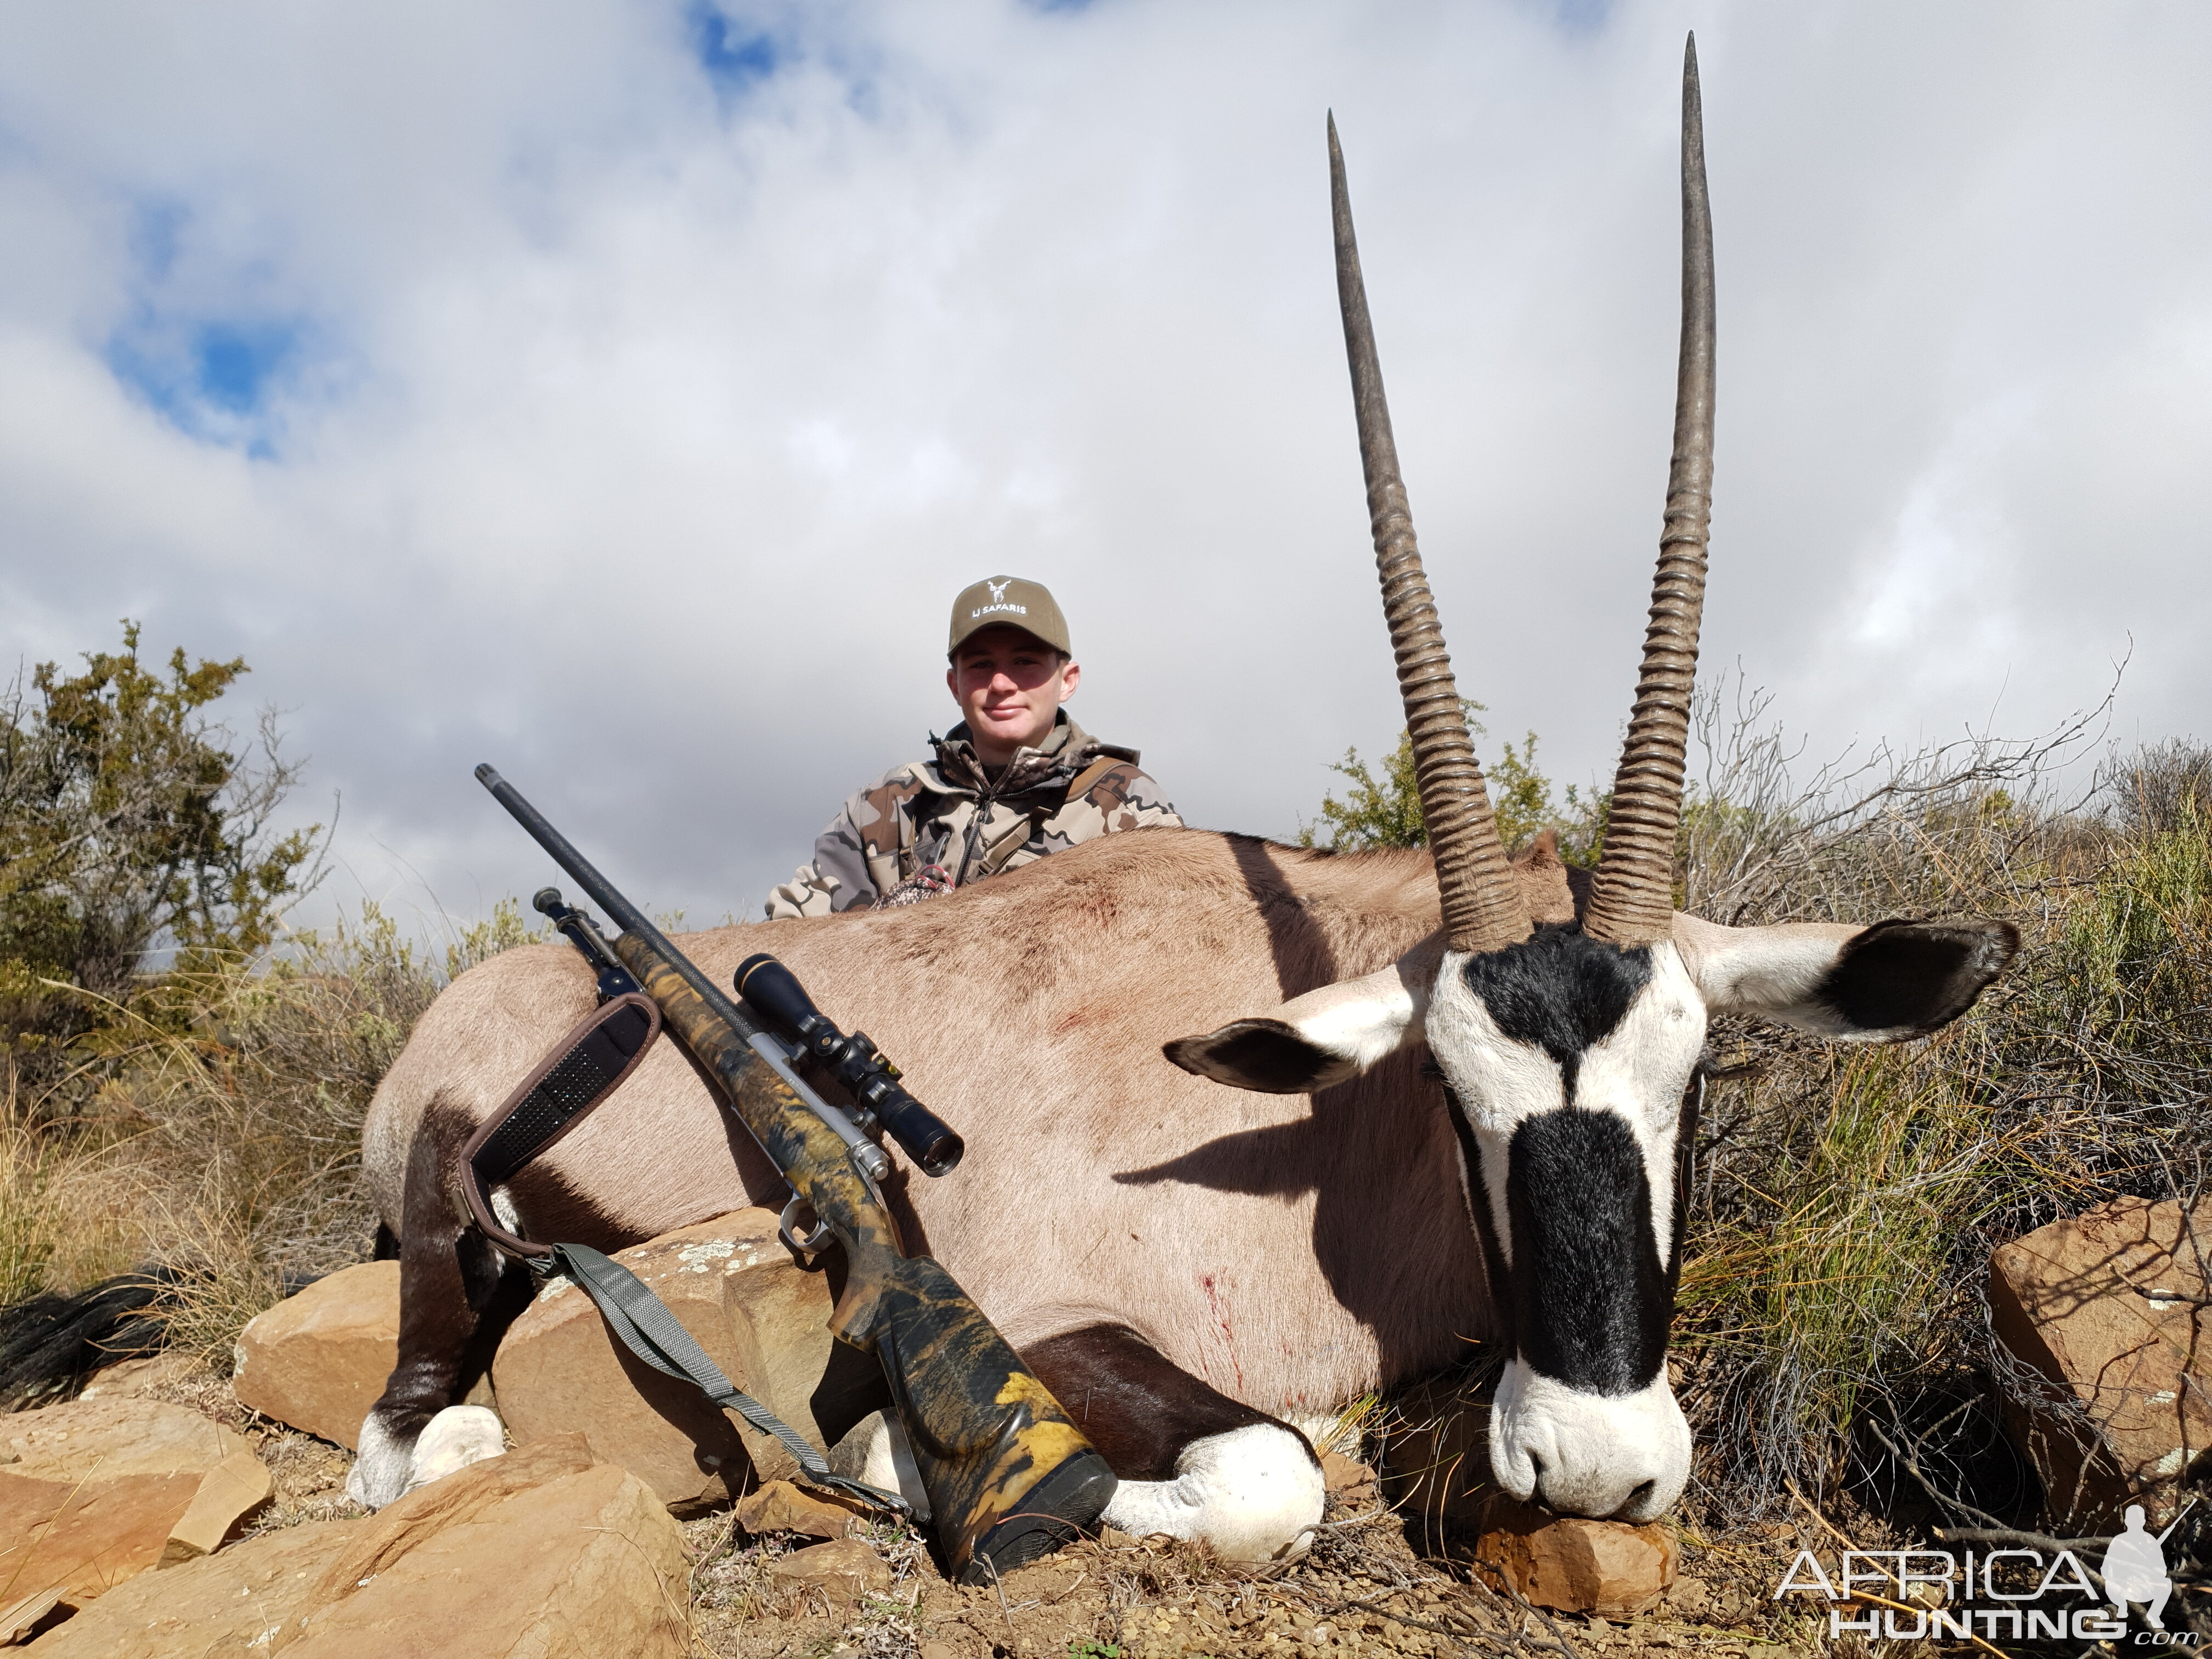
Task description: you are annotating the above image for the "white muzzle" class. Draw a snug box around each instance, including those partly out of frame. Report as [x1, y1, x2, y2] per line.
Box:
[1489, 1358, 1691, 1523]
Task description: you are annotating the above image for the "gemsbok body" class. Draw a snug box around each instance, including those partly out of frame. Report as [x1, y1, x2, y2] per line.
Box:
[352, 41, 2017, 1559]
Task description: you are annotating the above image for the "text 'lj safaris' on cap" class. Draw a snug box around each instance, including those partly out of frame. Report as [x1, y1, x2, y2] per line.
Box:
[947, 575, 1071, 657]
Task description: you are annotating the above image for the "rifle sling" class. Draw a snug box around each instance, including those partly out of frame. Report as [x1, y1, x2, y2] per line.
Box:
[545, 1242, 908, 1516]
[460, 995, 910, 1517]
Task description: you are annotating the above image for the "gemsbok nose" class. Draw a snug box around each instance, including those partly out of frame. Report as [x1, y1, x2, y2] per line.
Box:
[1490, 1358, 1692, 1523]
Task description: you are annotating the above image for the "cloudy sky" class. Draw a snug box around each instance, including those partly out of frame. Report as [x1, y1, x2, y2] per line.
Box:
[2, 2, 2205, 937]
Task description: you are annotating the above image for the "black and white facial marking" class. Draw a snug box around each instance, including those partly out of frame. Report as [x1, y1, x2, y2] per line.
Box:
[1425, 924, 1703, 1523]
[1163, 910, 2021, 1527]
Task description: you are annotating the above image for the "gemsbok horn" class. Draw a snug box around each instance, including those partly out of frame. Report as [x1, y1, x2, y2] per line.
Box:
[1328, 113, 1532, 956]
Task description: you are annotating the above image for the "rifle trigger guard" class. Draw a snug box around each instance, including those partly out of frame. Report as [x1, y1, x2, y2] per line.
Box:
[780, 1194, 833, 1257]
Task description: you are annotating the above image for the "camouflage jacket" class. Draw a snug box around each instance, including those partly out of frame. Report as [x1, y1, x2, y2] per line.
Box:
[764, 715, 1182, 918]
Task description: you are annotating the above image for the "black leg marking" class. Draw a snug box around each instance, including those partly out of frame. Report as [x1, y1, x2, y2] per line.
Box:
[1018, 1323, 1315, 1482]
[368, 1099, 507, 1446]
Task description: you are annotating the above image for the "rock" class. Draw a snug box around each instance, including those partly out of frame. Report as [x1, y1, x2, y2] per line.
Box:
[21, 1522, 350, 1656]
[233, 1261, 403, 1451]
[1320, 1450, 1378, 1505]
[1469, 1496, 1678, 1618]
[75, 1352, 202, 1401]
[1666, 1573, 1713, 1618]
[1378, 1372, 1492, 1539]
[768, 1537, 891, 1602]
[292, 1455, 689, 1655]
[493, 1210, 866, 1513]
[157, 1448, 273, 1565]
[32, 1435, 689, 1657]
[0, 1398, 251, 1608]
[733, 1479, 862, 1539]
[1, 1588, 63, 1645]
[1989, 1193, 2212, 1528]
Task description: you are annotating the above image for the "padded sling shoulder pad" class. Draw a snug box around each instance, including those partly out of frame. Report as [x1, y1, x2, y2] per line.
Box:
[460, 992, 660, 1258]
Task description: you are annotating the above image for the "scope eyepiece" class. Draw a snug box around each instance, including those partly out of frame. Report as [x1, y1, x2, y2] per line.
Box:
[736, 953, 964, 1177]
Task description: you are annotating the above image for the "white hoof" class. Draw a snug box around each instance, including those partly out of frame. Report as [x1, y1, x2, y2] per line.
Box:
[827, 1409, 933, 1523]
[401, 1405, 507, 1494]
[1101, 1423, 1324, 1562]
[346, 1412, 414, 1509]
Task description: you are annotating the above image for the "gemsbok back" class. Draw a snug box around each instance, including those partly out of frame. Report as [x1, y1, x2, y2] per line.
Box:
[351, 39, 2017, 1561]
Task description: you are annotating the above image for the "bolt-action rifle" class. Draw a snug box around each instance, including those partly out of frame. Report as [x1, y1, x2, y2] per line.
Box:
[472, 764, 1116, 1581]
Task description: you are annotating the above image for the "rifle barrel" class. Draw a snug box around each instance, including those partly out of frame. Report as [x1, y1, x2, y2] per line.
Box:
[475, 763, 761, 1042]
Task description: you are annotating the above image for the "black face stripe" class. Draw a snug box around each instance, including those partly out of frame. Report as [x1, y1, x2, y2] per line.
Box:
[1502, 1107, 1672, 1395]
[1460, 925, 1653, 1094]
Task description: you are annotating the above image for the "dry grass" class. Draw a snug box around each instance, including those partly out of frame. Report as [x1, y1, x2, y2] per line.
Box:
[1668, 721, 2212, 1531]
[0, 899, 543, 1366]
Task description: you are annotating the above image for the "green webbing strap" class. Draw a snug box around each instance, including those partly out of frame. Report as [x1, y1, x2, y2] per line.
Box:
[546, 1242, 911, 1518]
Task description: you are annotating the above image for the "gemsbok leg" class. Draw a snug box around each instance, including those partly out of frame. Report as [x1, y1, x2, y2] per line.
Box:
[347, 1104, 529, 1505]
[1020, 1323, 1325, 1562]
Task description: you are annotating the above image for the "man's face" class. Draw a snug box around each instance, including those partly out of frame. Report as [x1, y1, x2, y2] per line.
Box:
[946, 626, 1080, 765]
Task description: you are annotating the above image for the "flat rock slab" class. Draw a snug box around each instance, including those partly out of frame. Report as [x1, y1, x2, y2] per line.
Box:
[1319, 1450, 1378, 1506]
[1469, 1496, 1678, 1619]
[74, 1352, 203, 1402]
[733, 1479, 863, 1539]
[22, 1522, 350, 1657]
[0, 1399, 252, 1609]
[1989, 1193, 2212, 1528]
[233, 1261, 401, 1451]
[24, 1435, 689, 1659]
[1, 1588, 65, 1645]
[159, 1448, 273, 1565]
[769, 1537, 891, 1603]
[493, 1210, 854, 1511]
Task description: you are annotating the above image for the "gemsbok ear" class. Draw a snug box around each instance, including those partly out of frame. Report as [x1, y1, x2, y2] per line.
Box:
[1673, 913, 2020, 1041]
[1165, 940, 1443, 1094]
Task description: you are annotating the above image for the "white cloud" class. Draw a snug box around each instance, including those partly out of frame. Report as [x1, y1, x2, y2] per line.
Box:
[1, 0, 2205, 932]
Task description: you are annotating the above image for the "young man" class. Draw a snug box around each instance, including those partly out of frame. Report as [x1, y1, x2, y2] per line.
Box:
[764, 576, 1182, 918]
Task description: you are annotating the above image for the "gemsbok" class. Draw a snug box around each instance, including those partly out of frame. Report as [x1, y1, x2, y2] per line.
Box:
[350, 41, 2017, 1560]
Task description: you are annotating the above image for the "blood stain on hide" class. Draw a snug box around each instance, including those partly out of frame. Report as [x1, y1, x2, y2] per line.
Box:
[1198, 1272, 1245, 1393]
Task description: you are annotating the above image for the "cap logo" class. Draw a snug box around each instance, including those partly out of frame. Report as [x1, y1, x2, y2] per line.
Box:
[970, 575, 1029, 622]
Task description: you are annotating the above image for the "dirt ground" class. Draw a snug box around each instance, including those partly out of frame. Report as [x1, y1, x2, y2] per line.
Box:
[109, 1359, 1837, 1659]
[681, 1502, 1828, 1659]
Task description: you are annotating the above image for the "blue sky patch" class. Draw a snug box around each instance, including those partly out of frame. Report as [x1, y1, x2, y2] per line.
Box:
[191, 322, 295, 414]
[107, 315, 302, 454]
[686, 1, 782, 95]
[1551, 0, 1614, 34]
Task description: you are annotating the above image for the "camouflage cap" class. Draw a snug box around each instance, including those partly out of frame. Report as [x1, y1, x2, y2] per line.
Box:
[947, 575, 1071, 658]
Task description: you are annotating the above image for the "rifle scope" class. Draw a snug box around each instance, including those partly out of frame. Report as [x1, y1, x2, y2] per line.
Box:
[475, 764, 893, 1184]
[736, 953, 965, 1177]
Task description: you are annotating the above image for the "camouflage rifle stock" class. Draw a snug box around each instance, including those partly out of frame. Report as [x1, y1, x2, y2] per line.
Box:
[475, 764, 1116, 1581]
